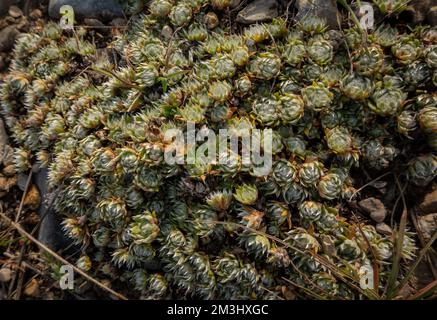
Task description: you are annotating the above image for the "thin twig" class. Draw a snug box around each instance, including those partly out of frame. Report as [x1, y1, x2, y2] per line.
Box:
[349, 171, 392, 201]
[0, 212, 128, 300]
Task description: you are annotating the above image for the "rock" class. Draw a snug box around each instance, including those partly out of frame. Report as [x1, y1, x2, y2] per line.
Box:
[15, 17, 29, 31]
[8, 5, 22, 18]
[4, 16, 15, 24]
[230, 0, 243, 9]
[3, 164, 16, 177]
[417, 213, 437, 242]
[0, 144, 14, 166]
[161, 25, 173, 39]
[0, 268, 12, 282]
[23, 185, 41, 210]
[402, 0, 431, 25]
[0, 0, 11, 16]
[236, 0, 278, 24]
[320, 234, 336, 257]
[428, 5, 437, 26]
[376, 223, 393, 236]
[120, 0, 145, 15]
[35, 168, 74, 251]
[84, 19, 109, 35]
[29, 9, 43, 20]
[17, 173, 29, 191]
[24, 279, 40, 297]
[0, 25, 19, 53]
[358, 197, 387, 223]
[203, 12, 219, 29]
[84, 18, 105, 28]
[110, 18, 127, 27]
[295, 0, 340, 30]
[0, 118, 8, 146]
[0, 175, 17, 192]
[420, 189, 437, 214]
[49, 0, 124, 22]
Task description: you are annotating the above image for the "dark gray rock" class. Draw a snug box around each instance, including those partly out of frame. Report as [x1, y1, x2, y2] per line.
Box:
[0, 0, 11, 16]
[17, 173, 28, 192]
[428, 4, 437, 26]
[295, 0, 340, 30]
[49, 0, 124, 22]
[35, 168, 73, 252]
[236, 0, 278, 24]
[0, 25, 20, 53]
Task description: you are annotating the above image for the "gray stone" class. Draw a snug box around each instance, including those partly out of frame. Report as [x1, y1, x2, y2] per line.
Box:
[295, 0, 340, 30]
[358, 197, 387, 223]
[17, 173, 28, 192]
[49, 0, 124, 22]
[0, 25, 20, 53]
[0, 0, 11, 16]
[35, 168, 73, 251]
[236, 0, 278, 24]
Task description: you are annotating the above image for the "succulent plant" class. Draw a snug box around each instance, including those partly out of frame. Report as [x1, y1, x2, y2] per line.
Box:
[1, 1, 431, 300]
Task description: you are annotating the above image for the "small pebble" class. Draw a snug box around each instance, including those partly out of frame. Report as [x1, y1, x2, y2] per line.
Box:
[8, 5, 22, 18]
[0, 175, 17, 192]
[29, 9, 43, 19]
[23, 184, 41, 210]
[24, 279, 40, 297]
[4, 16, 15, 24]
[161, 25, 173, 39]
[84, 18, 105, 28]
[204, 12, 219, 29]
[0, 268, 12, 282]
[420, 189, 437, 214]
[358, 197, 387, 223]
[0, 118, 8, 145]
[0, 25, 19, 53]
[417, 213, 437, 242]
[110, 18, 127, 27]
[376, 223, 393, 236]
[2, 145, 14, 166]
[3, 164, 16, 177]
